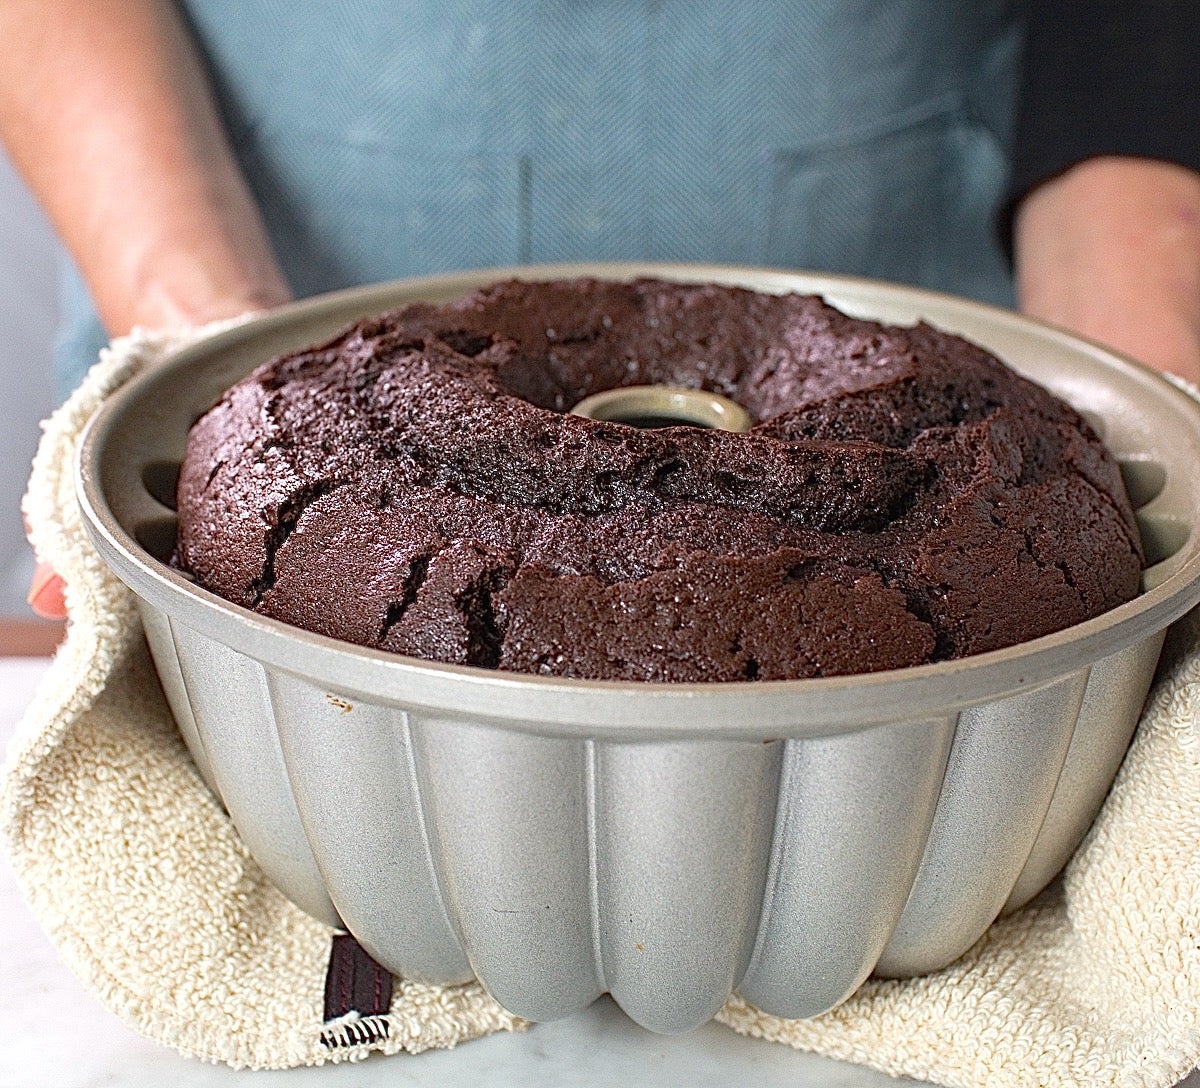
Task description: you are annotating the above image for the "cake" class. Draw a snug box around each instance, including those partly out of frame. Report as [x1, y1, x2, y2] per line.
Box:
[174, 278, 1143, 682]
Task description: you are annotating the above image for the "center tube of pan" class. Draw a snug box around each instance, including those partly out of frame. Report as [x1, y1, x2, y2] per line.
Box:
[569, 385, 752, 433]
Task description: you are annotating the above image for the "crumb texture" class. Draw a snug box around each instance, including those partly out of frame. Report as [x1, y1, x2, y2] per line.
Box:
[175, 279, 1143, 681]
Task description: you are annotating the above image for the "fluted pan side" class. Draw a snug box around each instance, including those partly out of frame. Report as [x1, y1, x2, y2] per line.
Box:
[1003, 633, 1165, 912]
[137, 602, 221, 798]
[407, 717, 603, 1021]
[737, 715, 956, 1019]
[162, 621, 340, 928]
[592, 738, 780, 1033]
[875, 671, 1089, 977]
[266, 675, 472, 986]
[144, 615, 1173, 1029]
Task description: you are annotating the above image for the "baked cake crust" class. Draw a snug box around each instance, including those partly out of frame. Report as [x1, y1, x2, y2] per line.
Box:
[175, 278, 1143, 682]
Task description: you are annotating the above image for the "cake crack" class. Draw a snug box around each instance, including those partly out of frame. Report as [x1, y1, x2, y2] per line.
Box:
[250, 478, 347, 607]
[376, 552, 433, 647]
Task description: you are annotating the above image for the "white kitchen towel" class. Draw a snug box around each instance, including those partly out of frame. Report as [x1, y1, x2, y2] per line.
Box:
[3, 323, 1199, 1085]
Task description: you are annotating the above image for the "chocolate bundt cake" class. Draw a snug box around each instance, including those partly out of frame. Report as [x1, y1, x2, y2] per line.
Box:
[174, 278, 1143, 682]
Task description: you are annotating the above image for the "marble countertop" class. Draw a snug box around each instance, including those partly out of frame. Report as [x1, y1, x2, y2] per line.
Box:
[1, 655, 1196, 1088]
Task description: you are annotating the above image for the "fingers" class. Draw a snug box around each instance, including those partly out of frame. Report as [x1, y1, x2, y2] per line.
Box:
[28, 560, 68, 620]
[24, 513, 69, 619]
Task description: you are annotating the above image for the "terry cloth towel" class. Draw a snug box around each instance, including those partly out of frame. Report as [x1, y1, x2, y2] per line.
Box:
[4, 323, 1200, 1084]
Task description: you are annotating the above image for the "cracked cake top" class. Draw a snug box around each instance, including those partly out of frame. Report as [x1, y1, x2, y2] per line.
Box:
[174, 277, 1143, 682]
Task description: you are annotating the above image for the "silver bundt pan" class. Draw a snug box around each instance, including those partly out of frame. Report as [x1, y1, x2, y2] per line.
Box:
[76, 264, 1200, 1033]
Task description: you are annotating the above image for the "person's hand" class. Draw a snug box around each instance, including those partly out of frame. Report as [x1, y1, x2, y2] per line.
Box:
[1014, 156, 1200, 385]
[0, 0, 292, 342]
[2, 1, 292, 622]
[23, 511, 66, 620]
[28, 561, 67, 620]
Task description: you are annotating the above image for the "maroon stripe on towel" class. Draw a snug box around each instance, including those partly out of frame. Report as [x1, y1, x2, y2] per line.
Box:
[323, 933, 393, 1024]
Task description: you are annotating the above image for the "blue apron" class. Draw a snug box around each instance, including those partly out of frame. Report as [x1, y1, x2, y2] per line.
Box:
[56, 0, 1023, 391]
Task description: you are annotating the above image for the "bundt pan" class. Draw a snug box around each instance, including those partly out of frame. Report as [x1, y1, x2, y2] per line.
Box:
[76, 264, 1200, 1033]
